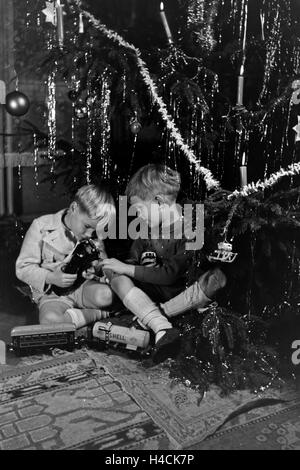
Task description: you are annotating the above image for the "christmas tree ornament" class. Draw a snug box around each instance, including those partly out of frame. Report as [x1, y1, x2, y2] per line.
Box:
[129, 115, 142, 134]
[208, 241, 238, 263]
[42, 1, 56, 25]
[33, 133, 39, 189]
[187, 0, 205, 29]
[5, 91, 30, 116]
[208, 199, 239, 263]
[257, 8, 280, 106]
[229, 161, 300, 198]
[98, 76, 111, 178]
[76, 3, 220, 190]
[85, 95, 95, 107]
[291, 82, 300, 105]
[47, 70, 56, 169]
[292, 115, 300, 142]
[86, 85, 93, 184]
[74, 102, 87, 119]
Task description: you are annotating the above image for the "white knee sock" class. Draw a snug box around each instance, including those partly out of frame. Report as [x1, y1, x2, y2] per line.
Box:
[122, 287, 172, 335]
[160, 282, 211, 318]
[64, 308, 110, 329]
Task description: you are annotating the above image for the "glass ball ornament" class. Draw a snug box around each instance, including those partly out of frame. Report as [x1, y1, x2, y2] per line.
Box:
[129, 117, 142, 134]
[5, 91, 30, 116]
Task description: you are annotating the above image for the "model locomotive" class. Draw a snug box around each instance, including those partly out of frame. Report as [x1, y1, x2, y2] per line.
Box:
[52, 238, 101, 296]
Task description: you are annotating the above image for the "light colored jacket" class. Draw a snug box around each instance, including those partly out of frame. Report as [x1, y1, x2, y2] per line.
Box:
[16, 209, 77, 303]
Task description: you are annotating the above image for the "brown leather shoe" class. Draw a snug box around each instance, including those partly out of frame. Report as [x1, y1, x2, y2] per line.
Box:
[198, 267, 227, 300]
[151, 328, 181, 364]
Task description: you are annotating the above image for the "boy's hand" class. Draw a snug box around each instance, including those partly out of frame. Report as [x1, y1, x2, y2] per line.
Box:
[82, 260, 102, 280]
[46, 265, 77, 288]
[100, 258, 134, 277]
[82, 266, 97, 280]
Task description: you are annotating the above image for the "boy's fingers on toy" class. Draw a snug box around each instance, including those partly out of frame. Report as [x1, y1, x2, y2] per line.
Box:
[82, 271, 95, 280]
[63, 274, 77, 280]
[64, 279, 76, 287]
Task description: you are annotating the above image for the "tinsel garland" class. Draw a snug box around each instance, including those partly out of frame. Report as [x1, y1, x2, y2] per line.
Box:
[69, 0, 220, 191]
[47, 68, 56, 175]
[228, 161, 300, 199]
[68, 0, 300, 201]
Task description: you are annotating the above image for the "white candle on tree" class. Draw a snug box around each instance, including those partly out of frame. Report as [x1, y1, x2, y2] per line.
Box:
[239, 151, 248, 187]
[56, 0, 64, 48]
[236, 65, 244, 106]
[159, 2, 174, 45]
[79, 12, 84, 34]
[236, 2, 248, 106]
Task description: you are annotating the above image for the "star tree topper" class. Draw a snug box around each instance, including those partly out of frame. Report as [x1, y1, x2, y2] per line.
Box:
[42, 1, 56, 25]
[293, 116, 300, 142]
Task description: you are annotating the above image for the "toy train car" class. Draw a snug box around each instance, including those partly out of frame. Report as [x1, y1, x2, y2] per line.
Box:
[9, 321, 152, 358]
[10, 323, 76, 356]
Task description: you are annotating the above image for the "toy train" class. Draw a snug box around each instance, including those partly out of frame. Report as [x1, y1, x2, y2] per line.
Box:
[8, 320, 151, 357]
[10, 323, 76, 356]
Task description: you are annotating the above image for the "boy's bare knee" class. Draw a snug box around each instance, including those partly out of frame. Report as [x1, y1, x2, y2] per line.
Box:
[93, 287, 113, 307]
[39, 311, 65, 325]
[83, 282, 114, 308]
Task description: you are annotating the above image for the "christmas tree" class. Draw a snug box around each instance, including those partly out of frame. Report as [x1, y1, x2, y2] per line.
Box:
[8, 0, 300, 393]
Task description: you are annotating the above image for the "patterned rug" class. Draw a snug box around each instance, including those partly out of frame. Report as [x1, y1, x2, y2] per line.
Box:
[0, 352, 171, 450]
[0, 348, 298, 450]
[86, 350, 298, 449]
[187, 398, 300, 449]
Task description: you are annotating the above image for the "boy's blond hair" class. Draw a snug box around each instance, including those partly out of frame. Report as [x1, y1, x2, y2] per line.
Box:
[74, 184, 116, 236]
[126, 164, 181, 203]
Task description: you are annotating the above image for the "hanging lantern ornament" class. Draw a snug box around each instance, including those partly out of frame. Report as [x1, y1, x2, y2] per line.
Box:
[208, 200, 239, 263]
[5, 90, 30, 117]
[208, 241, 238, 263]
[130, 114, 142, 134]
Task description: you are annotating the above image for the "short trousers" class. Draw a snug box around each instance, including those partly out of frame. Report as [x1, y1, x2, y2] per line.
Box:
[38, 280, 88, 311]
[38, 276, 111, 315]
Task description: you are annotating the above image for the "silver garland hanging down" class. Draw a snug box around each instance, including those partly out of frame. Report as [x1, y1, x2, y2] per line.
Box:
[99, 74, 112, 179]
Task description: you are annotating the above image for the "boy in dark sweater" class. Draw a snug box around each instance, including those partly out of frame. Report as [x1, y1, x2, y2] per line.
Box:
[96, 164, 226, 363]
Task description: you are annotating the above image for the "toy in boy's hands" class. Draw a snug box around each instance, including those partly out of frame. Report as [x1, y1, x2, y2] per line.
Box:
[46, 265, 77, 289]
[52, 238, 101, 295]
[82, 259, 103, 280]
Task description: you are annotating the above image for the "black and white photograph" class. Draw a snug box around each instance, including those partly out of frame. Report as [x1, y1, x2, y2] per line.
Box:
[0, 0, 299, 454]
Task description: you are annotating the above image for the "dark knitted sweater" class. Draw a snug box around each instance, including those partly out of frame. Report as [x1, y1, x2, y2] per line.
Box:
[126, 221, 198, 299]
